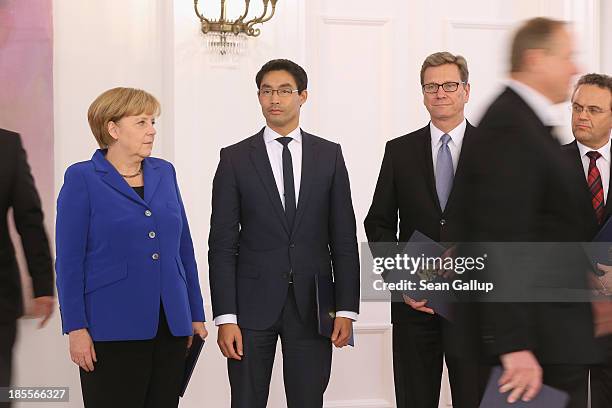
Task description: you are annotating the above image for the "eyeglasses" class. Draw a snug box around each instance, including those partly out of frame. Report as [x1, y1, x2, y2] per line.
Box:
[571, 103, 610, 116]
[422, 82, 466, 94]
[257, 88, 299, 98]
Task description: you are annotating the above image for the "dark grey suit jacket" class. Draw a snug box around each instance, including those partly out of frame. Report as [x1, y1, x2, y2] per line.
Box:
[208, 128, 360, 330]
[0, 128, 53, 323]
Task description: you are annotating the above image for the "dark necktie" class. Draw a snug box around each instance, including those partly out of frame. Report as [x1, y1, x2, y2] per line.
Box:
[276, 137, 296, 228]
[586, 151, 605, 224]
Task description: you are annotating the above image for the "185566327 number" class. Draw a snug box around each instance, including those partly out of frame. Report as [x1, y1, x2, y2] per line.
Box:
[1, 387, 69, 402]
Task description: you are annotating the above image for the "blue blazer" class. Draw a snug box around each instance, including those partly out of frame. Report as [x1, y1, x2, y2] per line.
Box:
[56, 150, 205, 341]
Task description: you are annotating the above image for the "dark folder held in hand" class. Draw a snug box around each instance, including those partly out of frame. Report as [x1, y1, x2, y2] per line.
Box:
[399, 230, 454, 321]
[315, 274, 354, 347]
[179, 335, 205, 397]
[479, 366, 569, 407]
[584, 215, 612, 274]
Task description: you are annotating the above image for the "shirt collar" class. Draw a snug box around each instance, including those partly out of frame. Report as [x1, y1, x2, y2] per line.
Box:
[264, 126, 302, 144]
[577, 138, 611, 163]
[429, 118, 467, 146]
[506, 79, 557, 126]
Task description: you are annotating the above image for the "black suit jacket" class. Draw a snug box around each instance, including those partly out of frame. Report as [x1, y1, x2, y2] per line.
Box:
[0, 129, 54, 323]
[364, 121, 476, 324]
[208, 129, 360, 330]
[459, 87, 600, 364]
[561, 140, 612, 240]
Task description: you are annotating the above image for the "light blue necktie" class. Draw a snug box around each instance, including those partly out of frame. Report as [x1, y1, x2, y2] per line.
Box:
[435, 133, 454, 211]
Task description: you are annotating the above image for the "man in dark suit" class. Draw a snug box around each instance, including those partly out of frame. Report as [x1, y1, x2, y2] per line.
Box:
[459, 18, 601, 407]
[365, 52, 488, 408]
[0, 128, 54, 407]
[561, 73, 612, 408]
[208, 59, 360, 408]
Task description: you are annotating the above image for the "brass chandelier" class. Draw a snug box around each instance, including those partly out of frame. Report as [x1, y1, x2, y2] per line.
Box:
[194, 0, 279, 59]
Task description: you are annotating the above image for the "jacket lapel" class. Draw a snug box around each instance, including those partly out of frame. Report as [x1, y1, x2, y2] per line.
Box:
[291, 130, 316, 237]
[143, 158, 162, 204]
[419, 126, 442, 213]
[444, 121, 474, 214]
[92, 150, 144, 205]
[605, 144, 612, 221]
[249, 129, 290, 235]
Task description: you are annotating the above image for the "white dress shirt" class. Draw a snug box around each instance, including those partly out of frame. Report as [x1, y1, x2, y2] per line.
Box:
[577, 139, 611, 203]
[215, 126, 358, 326]
[264, 126, 303, 208]
[430, 119, 467, 179]
[506, 79, 557, 126]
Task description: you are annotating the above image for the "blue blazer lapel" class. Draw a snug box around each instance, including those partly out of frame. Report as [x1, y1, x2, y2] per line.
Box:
[249, 129, 290, 235]
[92, 150, 144, 205]
[291, 130, 316, 237]
[143, 158, 162, 204]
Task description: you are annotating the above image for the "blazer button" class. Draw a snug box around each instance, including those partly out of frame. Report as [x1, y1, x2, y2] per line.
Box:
[145, 210, 152, 217]
[289, 244, 295, 248]
[440, 219, 446, 226]
[151, 253, 160, 260]
[149, 231, 156, 239]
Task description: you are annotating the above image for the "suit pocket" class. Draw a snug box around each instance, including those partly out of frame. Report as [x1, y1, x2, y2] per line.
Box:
[84, 262, 128, 294]
[176, 257, 187, 284]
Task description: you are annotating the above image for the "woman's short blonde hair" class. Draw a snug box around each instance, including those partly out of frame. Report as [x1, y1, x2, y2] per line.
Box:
[87, 87, 161, 148]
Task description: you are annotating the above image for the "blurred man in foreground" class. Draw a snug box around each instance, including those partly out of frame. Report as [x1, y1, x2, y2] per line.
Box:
[460, 18, 601, 407]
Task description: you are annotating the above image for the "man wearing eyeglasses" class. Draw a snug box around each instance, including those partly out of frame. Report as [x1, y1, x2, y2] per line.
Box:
[365, 52, 488, 408]
[561, 73, 612, 408]
[208, 59, 360, 408]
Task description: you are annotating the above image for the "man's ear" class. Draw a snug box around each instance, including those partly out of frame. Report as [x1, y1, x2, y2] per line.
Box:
[463, 83, 471, 103]
[299, 90, 308, 107]
[522, 48, 545, 75]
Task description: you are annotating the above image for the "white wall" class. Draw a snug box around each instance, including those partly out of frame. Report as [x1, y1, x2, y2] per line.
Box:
[602, 0, 612, 75]
[11, 1, 607, 407]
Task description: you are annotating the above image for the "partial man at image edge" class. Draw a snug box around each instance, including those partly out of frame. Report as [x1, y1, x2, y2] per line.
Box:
[561, 72, 612, 408]
[0, 128, 54, 408]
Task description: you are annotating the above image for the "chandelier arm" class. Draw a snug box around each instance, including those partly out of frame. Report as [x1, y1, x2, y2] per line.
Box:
[244, 0, 269, 30]
[256, 1, 277, 25]
[193, 0, 211, 24]
[236, 0, 251, 23]
[220, 0, 226, 21]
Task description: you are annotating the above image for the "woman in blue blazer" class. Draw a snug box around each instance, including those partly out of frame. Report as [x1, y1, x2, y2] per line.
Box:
[55, 87, 207, 408]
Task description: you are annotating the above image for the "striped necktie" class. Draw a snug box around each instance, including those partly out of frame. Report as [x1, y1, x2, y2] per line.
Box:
[586, 151, 605, 224]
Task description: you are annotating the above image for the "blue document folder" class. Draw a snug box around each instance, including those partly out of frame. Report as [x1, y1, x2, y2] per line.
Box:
[583, 216, 612, 275]
[398, 230, 455, 321]
[479, 366, 569, 407]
